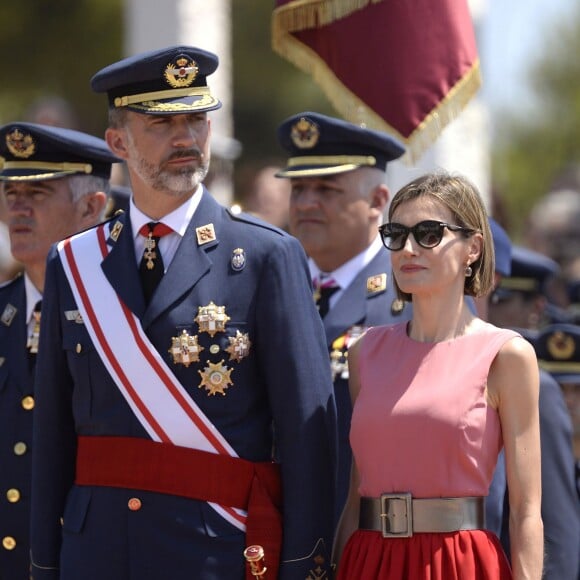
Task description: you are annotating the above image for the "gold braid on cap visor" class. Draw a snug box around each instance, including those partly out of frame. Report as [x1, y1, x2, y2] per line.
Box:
[113, 86, 214, 108]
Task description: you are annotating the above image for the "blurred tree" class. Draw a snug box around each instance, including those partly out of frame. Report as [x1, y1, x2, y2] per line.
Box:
[491, 4, 580, 239]
[0, 0, 123, 137]
[231, 0, 334, 204]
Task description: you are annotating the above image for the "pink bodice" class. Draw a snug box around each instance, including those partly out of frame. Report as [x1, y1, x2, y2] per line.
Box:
[351, 322, 519, 499]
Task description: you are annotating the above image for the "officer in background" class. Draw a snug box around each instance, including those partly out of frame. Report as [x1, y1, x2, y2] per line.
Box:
[30, 46, 336, 580]
[488, 243, 580, 579]
[535, 323, 580, 579]
[275, 111, 411, 520]
[488, 245, 563, 329]
[0, 122, 116, 579]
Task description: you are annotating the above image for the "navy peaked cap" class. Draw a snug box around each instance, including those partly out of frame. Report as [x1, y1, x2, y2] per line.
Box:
[498, 246, 560, 296]
[91, 45, 222, 115]
[276, 111, 405, 177]
[0, 122, 120, 182]
[536, 323, 580, 383]
[488, 217, 512, 277]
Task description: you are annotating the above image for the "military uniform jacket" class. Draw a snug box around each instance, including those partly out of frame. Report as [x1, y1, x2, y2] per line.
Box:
[322, 249, 411, 521]
[30, 189, 337, 580]
[0, 275, 34, 580]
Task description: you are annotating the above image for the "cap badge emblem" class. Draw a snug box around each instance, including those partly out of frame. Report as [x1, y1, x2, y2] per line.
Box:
[195, 301, 230, 337]
[169, 329, 204, 367]
[6, 129, 35, 159]
[164, 56, 199, 88]
[547, 330, 575, 360]
[290, 117, 319, 149]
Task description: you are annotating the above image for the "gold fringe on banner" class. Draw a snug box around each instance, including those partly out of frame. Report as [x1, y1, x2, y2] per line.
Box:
[272, 0, 482, 164]
[273, 0, 384, 32]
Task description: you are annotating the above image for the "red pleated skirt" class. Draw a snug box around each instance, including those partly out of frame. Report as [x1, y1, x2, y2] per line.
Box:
[337, 530, 512, 580]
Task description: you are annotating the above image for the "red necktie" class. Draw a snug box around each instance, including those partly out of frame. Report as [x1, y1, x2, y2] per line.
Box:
[138, 222, 173, 304]
[313, 277, 339, 318]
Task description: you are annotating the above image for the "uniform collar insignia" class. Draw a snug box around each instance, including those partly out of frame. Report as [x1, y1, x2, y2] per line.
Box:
[1, 303, 17, 326]
[367, 273, 387, 294]
[109, 219, 123, 243]
[196, 223, 216, 245]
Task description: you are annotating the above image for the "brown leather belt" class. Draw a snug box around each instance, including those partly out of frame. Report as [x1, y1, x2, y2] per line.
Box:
[359, 494, 485, 537]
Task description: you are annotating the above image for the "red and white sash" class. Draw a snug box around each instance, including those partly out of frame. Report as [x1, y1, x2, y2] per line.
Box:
[58, 222, 246, 531]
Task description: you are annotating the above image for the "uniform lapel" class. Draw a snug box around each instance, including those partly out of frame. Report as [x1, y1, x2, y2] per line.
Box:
[141, 190, 219, 328]
[101, 212, 146, 318]
[323, 250, 391, 346]
[1, 278, 31, 391]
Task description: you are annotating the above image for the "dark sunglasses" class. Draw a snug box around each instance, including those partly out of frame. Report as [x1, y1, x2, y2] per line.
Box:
[378, 220, 476, 251]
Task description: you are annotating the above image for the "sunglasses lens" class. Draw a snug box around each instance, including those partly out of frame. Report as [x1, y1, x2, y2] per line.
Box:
[415, 222, 443, 248]
[383, 225, 408, 250]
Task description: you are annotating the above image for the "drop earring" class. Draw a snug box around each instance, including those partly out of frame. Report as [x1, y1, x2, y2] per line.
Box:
[465, 264, 473, 277]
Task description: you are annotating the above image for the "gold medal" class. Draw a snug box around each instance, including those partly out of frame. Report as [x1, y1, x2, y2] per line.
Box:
[195, 302, 230, 337]
[225, 330, 252, 362]
[168, 330, 204, 367]
[143, 233, 158, 270]
[198, 360, 233, 396]
[27, 310, 41, 354]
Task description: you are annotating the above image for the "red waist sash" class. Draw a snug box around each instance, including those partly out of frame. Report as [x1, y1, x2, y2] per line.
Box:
[75, 435, 282, 579]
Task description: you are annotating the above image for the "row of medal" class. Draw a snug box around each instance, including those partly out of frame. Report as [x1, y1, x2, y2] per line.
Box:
[169, 301, 251, 397]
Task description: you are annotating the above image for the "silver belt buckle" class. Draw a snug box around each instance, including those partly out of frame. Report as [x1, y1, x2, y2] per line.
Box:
[379, 492, 413, 537]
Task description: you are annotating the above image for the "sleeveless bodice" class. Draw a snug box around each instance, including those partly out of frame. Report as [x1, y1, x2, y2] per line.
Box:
[351, 322, 520, 499]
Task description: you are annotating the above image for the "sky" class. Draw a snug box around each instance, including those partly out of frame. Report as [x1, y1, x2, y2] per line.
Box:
[480, 0, 577, 115]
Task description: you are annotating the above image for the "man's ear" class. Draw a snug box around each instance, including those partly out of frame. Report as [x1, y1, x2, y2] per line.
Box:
[369, 184, 389, 218]
[79, 191, 108, 225]
[105, 127, 129, 160]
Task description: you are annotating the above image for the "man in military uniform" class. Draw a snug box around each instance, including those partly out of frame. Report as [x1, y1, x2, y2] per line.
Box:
[487, 243, 580, 580]
[275, 112, 411, 520]
[30, 46, 336, 580]
[0, 122, 116, 579]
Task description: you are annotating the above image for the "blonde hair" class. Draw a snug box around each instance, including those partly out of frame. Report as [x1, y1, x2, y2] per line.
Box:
[387, 171, 495, 301]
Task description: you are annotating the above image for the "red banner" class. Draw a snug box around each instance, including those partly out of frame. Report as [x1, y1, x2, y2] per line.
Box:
[272, 0, 481, 162]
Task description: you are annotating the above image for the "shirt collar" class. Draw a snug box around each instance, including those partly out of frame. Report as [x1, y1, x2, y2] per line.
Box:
[309, 235, 384, 289]
[130, 184, 202, 239]
[24, 273, 42, 323]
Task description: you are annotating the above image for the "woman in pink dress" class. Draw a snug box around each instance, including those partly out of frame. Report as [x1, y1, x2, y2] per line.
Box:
[333, 172, 543, 579]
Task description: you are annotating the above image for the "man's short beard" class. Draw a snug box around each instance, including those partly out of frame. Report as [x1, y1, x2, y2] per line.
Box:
[152, 163, 209, 196]
[133, 156, 209, 196]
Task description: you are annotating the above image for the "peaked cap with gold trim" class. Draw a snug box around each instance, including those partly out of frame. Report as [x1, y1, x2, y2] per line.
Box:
[91, 45, 222, 115]
[535, 323, 580, 384]
[275, 111, 404, 178]
[0, 122, 120, 182]
[495, 246, 559, 299]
